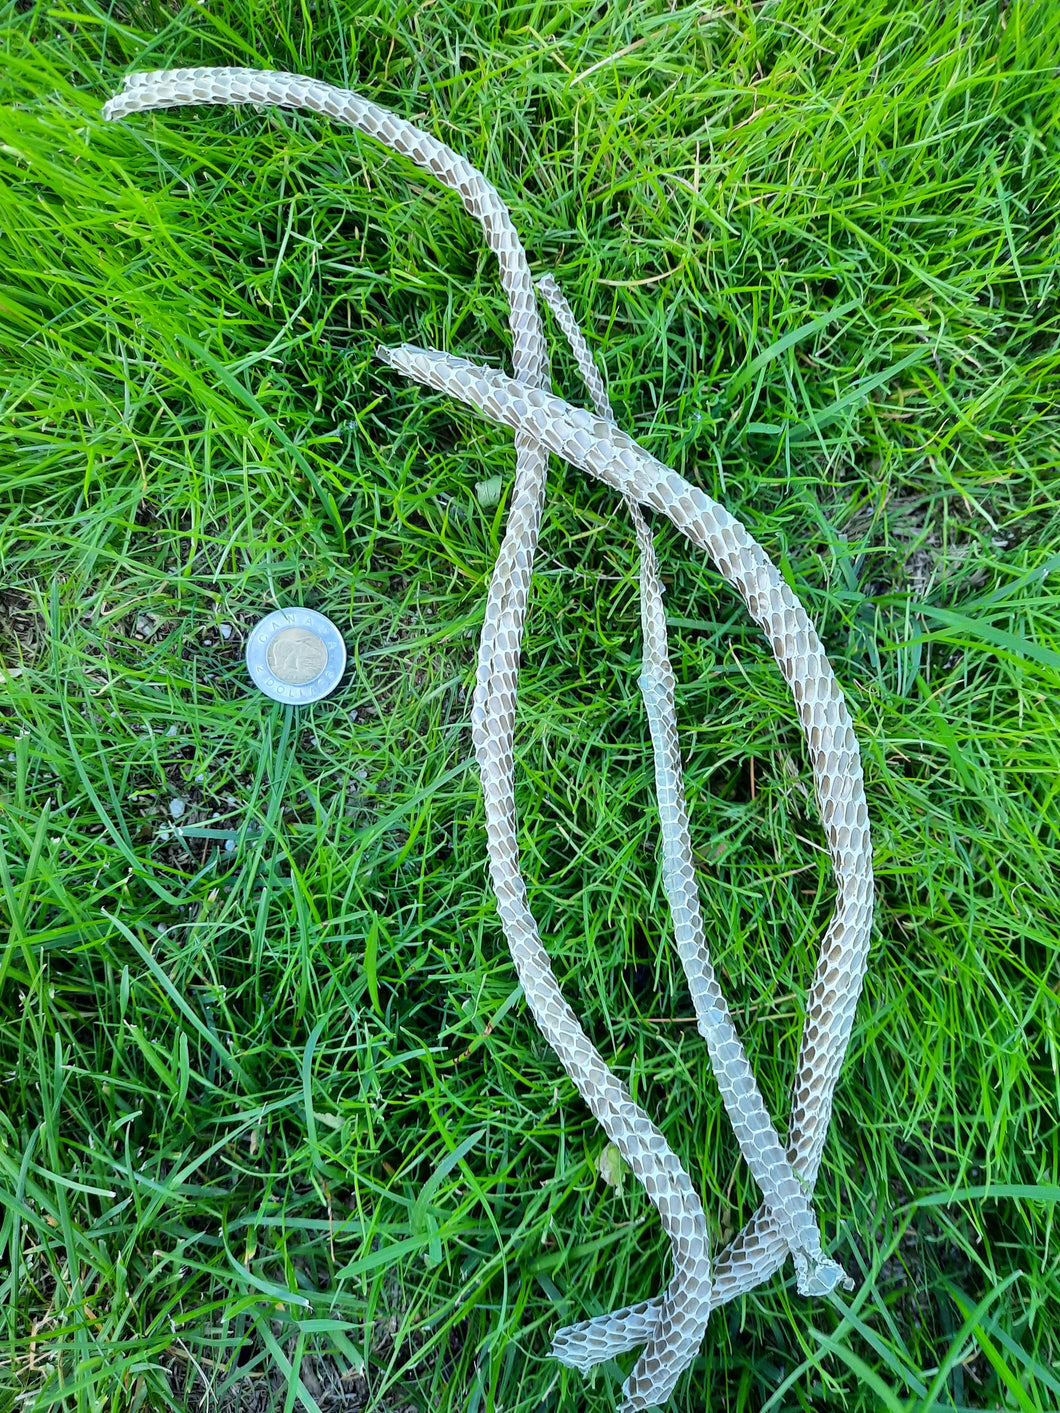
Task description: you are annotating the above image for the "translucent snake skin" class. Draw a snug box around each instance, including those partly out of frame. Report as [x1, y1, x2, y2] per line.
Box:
[104, 68, 874, 1410]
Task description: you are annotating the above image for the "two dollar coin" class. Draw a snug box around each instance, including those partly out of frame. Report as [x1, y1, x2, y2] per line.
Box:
[245, 608, 346, 705]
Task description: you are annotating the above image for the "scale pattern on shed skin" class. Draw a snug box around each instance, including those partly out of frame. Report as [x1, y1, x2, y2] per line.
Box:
[535, 275, 850, 1303]
[374, 344, 876, 1359]
[104, 68, 875, 1406]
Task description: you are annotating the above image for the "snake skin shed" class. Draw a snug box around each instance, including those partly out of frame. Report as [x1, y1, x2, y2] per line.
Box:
[104, 68, 874, 1410]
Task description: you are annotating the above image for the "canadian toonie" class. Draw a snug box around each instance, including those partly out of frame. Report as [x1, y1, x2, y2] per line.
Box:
[104, 67, 874, 1410]
[246, 607, 347, 704]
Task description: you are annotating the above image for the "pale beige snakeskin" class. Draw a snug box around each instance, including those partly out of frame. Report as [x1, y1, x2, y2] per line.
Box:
[372, 343, 876, 1352]
[104, 68, 874, 1409]
[535, 275, 849, 1300]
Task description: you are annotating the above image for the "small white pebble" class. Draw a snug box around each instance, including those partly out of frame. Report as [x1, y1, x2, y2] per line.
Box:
[219, 623, 232, 640]
[195, 774, 204, 783]
[169, 798, 185, 819]
[224, 839, 235, 853]
[167, 725, 178, 737]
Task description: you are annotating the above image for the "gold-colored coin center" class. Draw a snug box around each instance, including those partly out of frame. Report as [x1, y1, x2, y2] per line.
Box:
[266, 627, 328, 685]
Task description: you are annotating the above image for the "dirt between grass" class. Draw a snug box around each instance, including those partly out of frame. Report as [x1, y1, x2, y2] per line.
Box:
[161, 1302, 468, 1413]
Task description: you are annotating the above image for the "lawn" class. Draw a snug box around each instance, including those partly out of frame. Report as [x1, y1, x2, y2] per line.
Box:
[2, 1, 1059, 1410]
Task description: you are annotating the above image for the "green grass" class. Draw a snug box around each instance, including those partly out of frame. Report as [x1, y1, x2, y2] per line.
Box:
[2, 0, 1059, 1409]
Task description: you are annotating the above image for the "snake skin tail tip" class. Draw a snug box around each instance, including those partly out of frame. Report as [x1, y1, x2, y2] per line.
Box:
[374, 343, 428, 372]
[793, 1250, 851, 1298]
[546, 1338, 591, 1371]
[546, 1348, 581, 1372]
[548, 1332, 617, 1376]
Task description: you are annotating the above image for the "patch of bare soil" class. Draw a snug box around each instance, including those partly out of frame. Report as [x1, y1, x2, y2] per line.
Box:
[161, 1300, 470, 1413]
[0, 588, 42, 672]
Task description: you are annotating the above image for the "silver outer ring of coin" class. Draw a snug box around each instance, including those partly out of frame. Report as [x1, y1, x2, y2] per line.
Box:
[245, 608, 347, 705]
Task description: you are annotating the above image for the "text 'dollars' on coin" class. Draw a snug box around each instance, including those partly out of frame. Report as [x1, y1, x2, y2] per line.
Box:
[246, 608, 346, 704]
